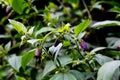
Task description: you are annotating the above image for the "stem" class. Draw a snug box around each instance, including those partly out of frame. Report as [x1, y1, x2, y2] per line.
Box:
[75, 39, 85, 59]
[82, 0, 92, 20]
[87, 62, 94, 71]
[42, 46, 53, 60]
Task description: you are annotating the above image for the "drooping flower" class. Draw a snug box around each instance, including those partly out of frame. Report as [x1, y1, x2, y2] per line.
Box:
[35, 48, 42, 58]
[54, 38, 61, 47]
[117, 45, 120, 50]
[80, 40, 88, 51]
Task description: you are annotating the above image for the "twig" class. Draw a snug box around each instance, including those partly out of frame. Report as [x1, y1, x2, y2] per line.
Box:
[82, 0, 92, 20]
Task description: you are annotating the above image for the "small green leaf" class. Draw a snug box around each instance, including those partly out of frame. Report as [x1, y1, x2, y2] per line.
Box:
[91, 20, 120, 29]
[67, 0, 78, 8]
[21, 49, 35, 70]
[9, 0, 29, 14]
[5, 41, 11, 52]
[58, 23, 70, 32]
[35, 27, 55, 37]
[28, 26, 35, 35]
[42, 60, 56, 78]
[50, 72, 77, 80]
[44, 7, 51, 22]
[9, 19, 27, 34]
[0, 46, 6, 57]
[74, 20, 90, 36]
[97, 60, 120, 80]
[8, 55, 22, 72]
[27, 39, 40, 45]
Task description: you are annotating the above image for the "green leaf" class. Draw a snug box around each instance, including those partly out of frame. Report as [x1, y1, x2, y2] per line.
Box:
[0, 35, 10, 38]
[104, 50, 120, 56]
[69, 70, 86, 80]
[15, 75, 26, 80]
[9, 19, 27, 34]
[90, 47, 106, 54]
[5, 41, 11, 52]
[99, 1, 120, 8]
[58, 23, 70, 32]
[9, 0, 29, 14]
[0, 45, 6, 57]
[27, 39, 40, 45]
[92, 2, 102, 10]
[97, 60, 120, 80]
[28, 26, 35, 35]
[64, 34, 75, 44]
[91, 20, 120, 29]
[35, 27, 55, 37]
[58, 56, 72, 67]
[67, 0, 78, 8]
[95, 54, 113, 65]
[42, 60, 56, 78]
[44, 7, 51, 22]
[21, 49, 35, 70]
[110, 6, 120, 13]
[8, 55, 22, 72]
[50, 72, 77, 80]
[74, 20, 90, 36]
[84, 72, 96, 80]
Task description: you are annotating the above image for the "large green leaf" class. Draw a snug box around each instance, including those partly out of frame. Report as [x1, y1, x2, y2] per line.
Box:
[9, 19, 27, 34]
[42, 60, 56, 78]
[50, 72, 77, 80]
[95, 54, 113, 65]
[21, 49, 35, 69]
[9, 0, 29, 14]
[58, 56, 72, 67]
[74, 19, 90, 36]
[97, 60, 120, 80]
[15, 75, 26, 80]
[69, 70, 86, 80]
[90, 47, 106, 54]
[8, 55, 22, 72]
[91, 20, 120, 29]
[21, 49, 35, 70]
[35, 27, 55, 37]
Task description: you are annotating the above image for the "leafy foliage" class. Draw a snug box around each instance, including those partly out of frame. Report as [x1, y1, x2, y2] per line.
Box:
[0, 0, 120, 80]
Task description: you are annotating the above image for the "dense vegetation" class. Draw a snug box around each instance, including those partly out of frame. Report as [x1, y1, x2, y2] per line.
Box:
[0, 0, 120, 80]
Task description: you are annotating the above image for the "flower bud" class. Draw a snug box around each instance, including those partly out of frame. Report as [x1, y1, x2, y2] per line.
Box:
[54, 38, 61, 47]
[0, 58, 2, 65]
[6, 6, 11, 13]
[35, 48, 42, 58]
[117, 45, 120, 50]
[80, 40, 88, 51]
